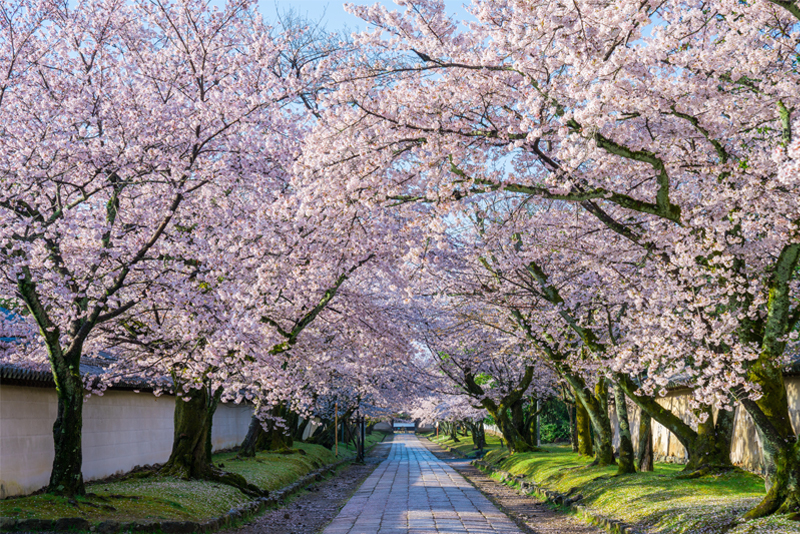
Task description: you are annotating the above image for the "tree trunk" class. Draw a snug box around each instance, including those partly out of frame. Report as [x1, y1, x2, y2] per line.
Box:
[469, 421, 486, 450]
[637, 411, 654, 472]
[568, 402, 579, 453]
[449, 422, 460, 442]
[161, 383, 262, 497]
[575, 395, 593, 457]
[270, 406, 297, 449]
[307, 420, 336, 448]
[679, 406, 735, 475]
[615, 373, 732, 473]
[238, 414, 270, 458]
[522, 399, 540, 447]
[591, 379, 615, 466]
[475, 421, 486, 450]
[564, 375, 613, 465]
[735, 360, 800, 519]
[161, 385, 220, 478]
[239, 404, 295, 457]
[487, 404, 539, 453]
[613, 382, 636, 475]
[48, 366, 86, 496]
[738, 392, 800, 518]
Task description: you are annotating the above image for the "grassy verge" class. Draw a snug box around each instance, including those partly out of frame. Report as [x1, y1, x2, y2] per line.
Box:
[0, 434, 388, 525]
[334, 430, 388, 457]
[482, 444, 800, 534]
[425, 430, 505, 457]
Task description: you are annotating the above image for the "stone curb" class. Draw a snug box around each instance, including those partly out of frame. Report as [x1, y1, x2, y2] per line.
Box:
[0, 457, 354, 534]
[472, 459, 643, 534]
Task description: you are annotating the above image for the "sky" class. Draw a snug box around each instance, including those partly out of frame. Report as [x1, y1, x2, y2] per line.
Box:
[263, 0, 472, 32]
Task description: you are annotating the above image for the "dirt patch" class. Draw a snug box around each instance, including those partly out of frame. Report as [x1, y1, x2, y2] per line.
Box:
[219, 436, 393, 534]
[420, 437, 603, 534]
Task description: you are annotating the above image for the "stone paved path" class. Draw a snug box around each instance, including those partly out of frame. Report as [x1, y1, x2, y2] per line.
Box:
[322, 434, 522, 534]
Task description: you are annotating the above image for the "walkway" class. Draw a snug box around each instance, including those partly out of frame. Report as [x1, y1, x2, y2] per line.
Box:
[322, 434, 523, 534]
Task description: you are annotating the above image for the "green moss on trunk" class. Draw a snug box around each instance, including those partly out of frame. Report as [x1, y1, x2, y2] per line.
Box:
[48, 373, 86, 496]
[160, 384, 262, 497]
[613, 382, 636, 475]
[637, 412, 654, 472]
[575, 397, 593, 457]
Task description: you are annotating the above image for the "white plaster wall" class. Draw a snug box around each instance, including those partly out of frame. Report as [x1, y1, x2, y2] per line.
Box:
[301, 418, 323, 441]
[608, 377, 800, 473]
[0, 384, 252, 497]
[212, 402, 253, 450]
[82, 389, 175, 483]
[0, 386, 57, 498]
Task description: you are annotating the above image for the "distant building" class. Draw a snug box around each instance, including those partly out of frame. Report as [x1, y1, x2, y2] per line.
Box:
[392, 420, 416, 433]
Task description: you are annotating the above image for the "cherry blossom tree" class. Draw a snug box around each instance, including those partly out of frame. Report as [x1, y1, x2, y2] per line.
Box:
[0, 0, 300, 496]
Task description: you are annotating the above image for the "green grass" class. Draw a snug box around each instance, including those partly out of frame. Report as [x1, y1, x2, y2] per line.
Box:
[482, 444, 800, 534]
[426, 430, 505, 457]
[335, 430, 389, 456]
[0, 437, 387, 525]
[0, 477, 251, 523]
[214, 442, 336, 491]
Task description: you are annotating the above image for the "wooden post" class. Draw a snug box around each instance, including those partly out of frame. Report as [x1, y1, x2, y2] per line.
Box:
[334, 402, 338, 457]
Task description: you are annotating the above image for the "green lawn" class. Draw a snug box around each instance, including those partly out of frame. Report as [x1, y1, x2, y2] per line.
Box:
[482, 444, 800, 534]
[425, 430, 505, 457]
[0, 435, 387, 525]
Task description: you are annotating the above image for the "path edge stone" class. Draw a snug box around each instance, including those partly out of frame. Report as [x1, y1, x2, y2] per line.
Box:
[471, 459, 644, 534]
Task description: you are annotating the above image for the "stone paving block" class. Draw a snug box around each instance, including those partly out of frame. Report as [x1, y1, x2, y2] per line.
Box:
[322, 435, 523, 534]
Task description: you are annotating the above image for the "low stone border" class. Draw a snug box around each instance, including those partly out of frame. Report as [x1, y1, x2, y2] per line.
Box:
[472, 459, 643, 534]
[0, 457, 354, 534]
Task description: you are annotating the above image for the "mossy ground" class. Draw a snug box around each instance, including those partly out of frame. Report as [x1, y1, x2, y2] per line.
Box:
[481, 442, 800, 534]
[423, 430, 505, 457]
[0, 436, 387, 524]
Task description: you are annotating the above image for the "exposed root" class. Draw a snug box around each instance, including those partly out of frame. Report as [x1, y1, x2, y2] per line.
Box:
[157, 463, 266, 498]
[676, 465, 737, 480]
[206, 468, 265, 498]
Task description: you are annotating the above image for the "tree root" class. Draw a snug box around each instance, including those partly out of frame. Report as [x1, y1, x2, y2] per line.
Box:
[676, 465, 737, 480]
[157, 463, 266, 498]
[206, 468, 265, 498]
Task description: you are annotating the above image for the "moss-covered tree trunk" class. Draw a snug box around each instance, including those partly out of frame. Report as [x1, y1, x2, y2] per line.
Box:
[520, 398, 541, 447]
[738, 360, 800, 518]
[449, 421, 460, 442]
[238, 414, 270, 458]
[487, 403, 539, 453]
[239, 404, 294, 457]
[613, 382, 636, 474]
[161, 383, 262, 497]
[637, 411, 654, 472]
[575, 394, 594, 457]
[591, 379, 615, 466]
[737, 242, 800, 518]
[471, 421, 486, 450]
[564, 374, 614, 465]
[161, 384, 221, 478]
[267, 404, 297, 451]
[48, 356, 86, 496]
[465, 366, 540, 453]
[615, 373, 731, 473]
